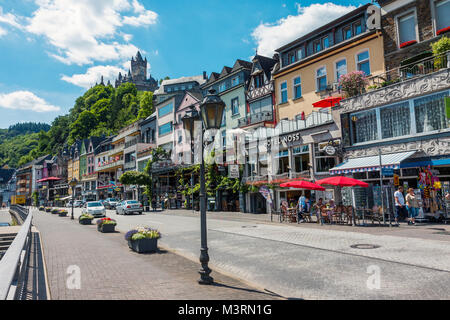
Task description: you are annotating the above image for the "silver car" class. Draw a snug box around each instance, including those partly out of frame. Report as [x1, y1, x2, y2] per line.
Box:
[82, 201, 106, 218]
[116, 200, 143, 215]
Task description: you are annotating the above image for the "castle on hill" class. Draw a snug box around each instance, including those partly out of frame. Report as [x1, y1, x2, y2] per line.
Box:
[114, 51, 159, 92]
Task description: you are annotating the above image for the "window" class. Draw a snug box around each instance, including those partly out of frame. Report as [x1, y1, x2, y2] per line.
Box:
[356, 51, 370, 76]
[297, 48, 304, 61]
[380, 102, 411, 139]
[280, 82, 288, 103]
[221, 109, 226, 127]
[414, 91, 449, 133]
[353, 21, 362, 35]
[250, 96, 272, 115]
[397, 13, 417, 46]
[222, 130, 227, 148]
[316, 67, 327, 92]
[314, 40, 321, 53]
[158, 103, 173, 117]
[322, 36, 330, 49]
[335, 59, 347, 81]
[178, 131, 182, 143]
[435, 0, 450, 34]
[288, 51, 296, 64]
[350, 110, 378, 143]
[293, 145, 309, 173]
[231, 97, 239, 115]
[293, 77, 302, 99]
[232, 76, 240, 87]
[314, 144, 337, 174]
[158, 122, 173, 136]
[254, 74, 264, 88]
[219, 82, 226, 92]
[343, 26, 352, 40]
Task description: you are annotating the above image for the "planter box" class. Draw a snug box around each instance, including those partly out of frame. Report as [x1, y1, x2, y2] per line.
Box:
[98, 224, 116, 233]
[79, 219, 92, 225]
[59, 212, 68, 217]
[128, 238, 158, 253]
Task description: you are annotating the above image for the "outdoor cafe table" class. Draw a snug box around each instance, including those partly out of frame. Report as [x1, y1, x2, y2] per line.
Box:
[288, 208, 297, 222]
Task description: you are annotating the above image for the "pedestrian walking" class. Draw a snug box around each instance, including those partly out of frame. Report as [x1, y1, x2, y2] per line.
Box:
[151, 197, 157, 212]
[405, 188, 419, 225]
[394, 186, 407, 226]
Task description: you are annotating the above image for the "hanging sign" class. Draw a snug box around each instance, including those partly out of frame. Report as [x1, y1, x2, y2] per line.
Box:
[382, 168, 394, 177]
[228, 164, 240, 178]
[393, 174, 400, 186]
[259, 186, 272, 204]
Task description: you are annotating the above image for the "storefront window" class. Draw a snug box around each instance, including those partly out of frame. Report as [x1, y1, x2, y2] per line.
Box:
[380, 102, 411, 139]
[414, 92, 449, 133]
[351, 109, 377, 143]
[314, 144, 337, 173]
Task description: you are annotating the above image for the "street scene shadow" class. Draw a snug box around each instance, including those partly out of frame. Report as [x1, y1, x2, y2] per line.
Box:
[211, 281, 288, 299]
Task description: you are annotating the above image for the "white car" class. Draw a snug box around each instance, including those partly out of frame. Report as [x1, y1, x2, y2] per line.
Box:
[82, 201, 106, 218]
[116, 200, 143, 215]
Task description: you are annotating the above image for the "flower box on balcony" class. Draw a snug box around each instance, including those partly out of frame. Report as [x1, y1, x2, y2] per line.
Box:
[437, 26, 450, 36]
[400, 40, 417, 48]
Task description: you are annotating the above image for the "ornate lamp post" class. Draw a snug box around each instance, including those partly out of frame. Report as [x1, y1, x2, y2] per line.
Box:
[69, 177, 78, 220]
[182, 89, 225, 285]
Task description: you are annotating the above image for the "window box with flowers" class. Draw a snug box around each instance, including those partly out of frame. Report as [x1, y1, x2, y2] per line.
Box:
[79, 213, 94, 225]
[125, 227, 161, 253]
[96, 218, 117, 233]
[338, 71, 368, 98]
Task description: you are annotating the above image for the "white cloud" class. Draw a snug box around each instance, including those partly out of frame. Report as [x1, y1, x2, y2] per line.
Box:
[0, 91, 61, 112]
[251, 2, 357, 56]
[0, 6, 23, 29]
[0, 26, 6, 37]
[17, 0, 158, 65]
[61, 65, 127, 89]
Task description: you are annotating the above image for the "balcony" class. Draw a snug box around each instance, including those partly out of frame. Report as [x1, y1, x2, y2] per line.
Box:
[277, 108, 333, 135]
[96, 159, 124, 172]
[238, 111, 274, 128]
[124, 161, 136, 170]
[365, 51, 450, 91]
[339, 51, 450, 114]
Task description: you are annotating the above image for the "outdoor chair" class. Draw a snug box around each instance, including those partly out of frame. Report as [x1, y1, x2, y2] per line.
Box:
[320, 206, 331, 224]
[280, 206, 289, 223]
[345, 206, 354, 225]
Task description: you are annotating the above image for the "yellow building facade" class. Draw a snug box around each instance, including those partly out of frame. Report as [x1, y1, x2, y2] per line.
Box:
[273, 4, 385, 121]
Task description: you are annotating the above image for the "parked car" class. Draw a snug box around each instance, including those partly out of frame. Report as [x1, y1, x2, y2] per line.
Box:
[82, 201, 106, 218]
[116, 200, 143, 215]
[104, 198, 119, 209]
[74, 200, 84, 208]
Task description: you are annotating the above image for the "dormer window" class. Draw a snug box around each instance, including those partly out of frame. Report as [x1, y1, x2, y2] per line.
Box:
[314, 40, 321, 53]
[254, 73, 264, 88]
[343, 26, 352, 40]
[322, 36, 330, 49]
[353, 21, 362, 36]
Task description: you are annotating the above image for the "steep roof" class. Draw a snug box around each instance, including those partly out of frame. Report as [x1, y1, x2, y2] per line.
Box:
[232, 59, 252, 72]
[154, 75, 207, 95]
[220, 66, 232, 77]
[253, 54, 277, 79]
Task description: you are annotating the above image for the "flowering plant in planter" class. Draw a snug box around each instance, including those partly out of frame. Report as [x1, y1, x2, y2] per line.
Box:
[58, 209, 68, 217]
[338, 71, 368, 98]
[78, 213, 94, 225]
[45, 207, 52, 212]
[125, 226, 161, 253]
[96, 217, 117, 233]
[51, 208, 60, 214]
[39, 206, 45, 211]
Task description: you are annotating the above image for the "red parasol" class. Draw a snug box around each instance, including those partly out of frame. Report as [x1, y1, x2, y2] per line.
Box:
[280, 180, 325, 191]
[315, 176, 368, 188]
[37, 177, 61, 183]
[313, 97, 342, 108]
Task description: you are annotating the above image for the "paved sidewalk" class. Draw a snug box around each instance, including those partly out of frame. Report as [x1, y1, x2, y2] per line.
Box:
[32, 209, 279, 300]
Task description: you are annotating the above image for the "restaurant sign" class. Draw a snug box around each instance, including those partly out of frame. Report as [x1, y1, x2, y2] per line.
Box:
[229, 164, 240, 178]
[267, 131, 301, 148]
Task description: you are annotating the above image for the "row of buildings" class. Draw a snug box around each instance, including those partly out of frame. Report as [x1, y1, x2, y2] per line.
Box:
[9, 0, 450, 219]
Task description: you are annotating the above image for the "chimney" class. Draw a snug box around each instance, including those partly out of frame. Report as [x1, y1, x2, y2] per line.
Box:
[203, 71, 207, 80]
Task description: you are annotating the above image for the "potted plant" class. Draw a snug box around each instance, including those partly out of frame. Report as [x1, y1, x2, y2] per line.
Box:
[45, 207, 52, 212]
[39, 206, 44, 211]
[96, 218, 117, 233]
[51, 208, 60, 214]
[58, 209, 68, 217]
[338, 71, 368, 98]
[125, 227, 161, 253]
[79, 213, 94, 225]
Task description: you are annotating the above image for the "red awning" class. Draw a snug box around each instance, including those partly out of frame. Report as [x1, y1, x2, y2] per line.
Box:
[37, 177, 61, 183]
[316, 176, 369, 188]
[313, 97, 342, 108]
[280, 180, 325, 191]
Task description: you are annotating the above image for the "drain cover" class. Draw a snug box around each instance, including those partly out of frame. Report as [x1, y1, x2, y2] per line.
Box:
[350, 244, 381, 249]
[242, 225, 257, 229]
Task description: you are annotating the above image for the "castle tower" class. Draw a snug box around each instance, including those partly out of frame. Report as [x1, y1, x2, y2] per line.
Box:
[131, 51, 147, 82]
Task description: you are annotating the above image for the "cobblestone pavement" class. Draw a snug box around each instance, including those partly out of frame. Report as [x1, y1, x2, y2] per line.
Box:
[55, 208, 450, 299]
[32, 209, 279, 300]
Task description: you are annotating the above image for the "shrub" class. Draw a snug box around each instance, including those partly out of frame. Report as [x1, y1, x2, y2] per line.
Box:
[431, 36, 450, 69]
[125, 226, 161, 242]
[338, 71, 368, 98]
[79, 213, 94, 221]
[96, 217, 117, 226]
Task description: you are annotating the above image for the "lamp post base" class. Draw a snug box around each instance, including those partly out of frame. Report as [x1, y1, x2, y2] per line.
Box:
[198, 248, 213, 285]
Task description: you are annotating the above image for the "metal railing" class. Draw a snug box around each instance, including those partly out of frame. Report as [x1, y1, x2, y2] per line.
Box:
[0, 205, 32, 300]
[237, 111, 274, 128]
[366, 51, 450, 90]
[278, 108, 333, 135]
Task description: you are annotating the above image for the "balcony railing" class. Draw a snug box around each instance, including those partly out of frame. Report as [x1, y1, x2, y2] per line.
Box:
[96, 159, 124, 171]
[238, 111, 274, 128]
[366, 51, 450, 91]
[124, 161, 136, 170]
[278, 108, 333, 135]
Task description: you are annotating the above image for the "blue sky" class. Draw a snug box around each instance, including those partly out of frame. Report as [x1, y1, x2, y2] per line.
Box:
[0, 0, 364, 129]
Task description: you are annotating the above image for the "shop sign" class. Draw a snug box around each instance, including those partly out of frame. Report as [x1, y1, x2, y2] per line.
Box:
[259, 186, 272, 204]
[393, 174, 400, 186]
[228, 165, 239, 178]
[267, 132, 301, 148]
[381, 168, 394, 177]
[324, 145, 336, 156]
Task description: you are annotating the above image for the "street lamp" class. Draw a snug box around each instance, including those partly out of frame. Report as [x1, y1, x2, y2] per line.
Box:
[182, 89, 225, 285]
[69, 177, 78, 220]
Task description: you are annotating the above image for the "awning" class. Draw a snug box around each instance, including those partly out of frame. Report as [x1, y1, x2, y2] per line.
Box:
[330, 151, 418, 175]
[37, 177, 61, 183]
[313, 97, 342, 108]
[59, 196, 72, 201]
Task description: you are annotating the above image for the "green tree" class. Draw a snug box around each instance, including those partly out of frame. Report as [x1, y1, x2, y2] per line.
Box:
[137, 91, 154, 119]
[68, 110, 97, 144]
